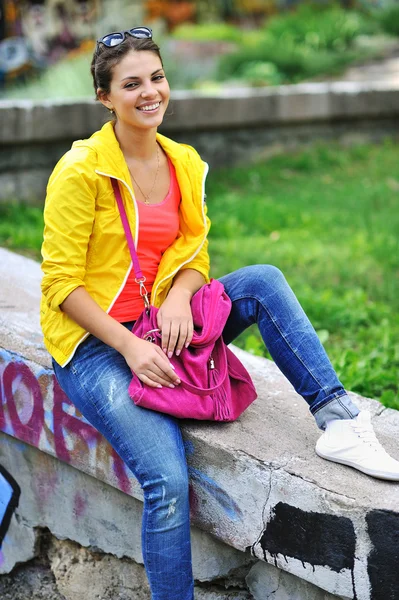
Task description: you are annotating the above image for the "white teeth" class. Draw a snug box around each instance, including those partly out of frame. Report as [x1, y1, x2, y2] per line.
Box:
[138, 102, 160, 112]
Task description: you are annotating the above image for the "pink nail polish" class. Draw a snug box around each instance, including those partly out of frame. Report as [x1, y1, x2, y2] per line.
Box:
[163, 348, 167, 353]
[176, 350, 180, 356]
[157, 384, 162, 389]
[168, 351, 173, 359]
[175, 379, 181, 384]
[169, 384, 175, 389]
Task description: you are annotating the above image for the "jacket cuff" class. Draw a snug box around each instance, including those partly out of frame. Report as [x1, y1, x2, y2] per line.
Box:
[45, 281, 85, 313]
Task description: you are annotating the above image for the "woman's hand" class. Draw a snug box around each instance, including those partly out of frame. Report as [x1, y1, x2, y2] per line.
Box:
[157, 287, 193, 358]
[123, 335, 181, 389]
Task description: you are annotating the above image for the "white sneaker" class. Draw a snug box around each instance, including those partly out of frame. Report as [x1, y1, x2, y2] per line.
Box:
[315, 410, 399, 481]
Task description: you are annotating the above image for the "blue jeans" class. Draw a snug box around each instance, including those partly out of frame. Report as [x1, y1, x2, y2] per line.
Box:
[53, 265, 359, 600]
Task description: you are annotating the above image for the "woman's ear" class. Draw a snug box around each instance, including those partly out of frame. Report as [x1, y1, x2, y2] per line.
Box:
[97, 88, 113, 112]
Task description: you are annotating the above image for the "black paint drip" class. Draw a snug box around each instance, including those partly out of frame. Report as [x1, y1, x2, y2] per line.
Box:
[259, 502, 357, 598]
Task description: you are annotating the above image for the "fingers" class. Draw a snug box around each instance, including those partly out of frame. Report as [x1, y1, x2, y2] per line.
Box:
[161, 318, 193, 357]
[153, 346, 180, 384]
[175, 319, 193, 355]
[136, 348, 180, 388]
[161, 319, 171, 356]
[138, 370, 176, 389]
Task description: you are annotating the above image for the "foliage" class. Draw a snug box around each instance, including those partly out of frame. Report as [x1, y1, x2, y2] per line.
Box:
[263, 3, 379, 50]
[378, 3, 399, 37]
[3, 51, 95, 101]
[218, 3, 382, 84]
[235, 61, 283, 86]
[171, 22, 242, 42]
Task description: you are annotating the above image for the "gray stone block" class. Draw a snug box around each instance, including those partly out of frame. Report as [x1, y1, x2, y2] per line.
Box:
[48, 538, 151, 600]
[246, 560, 346, 600]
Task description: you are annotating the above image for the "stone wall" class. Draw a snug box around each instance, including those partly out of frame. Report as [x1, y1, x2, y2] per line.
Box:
[1, 81, 399, 203]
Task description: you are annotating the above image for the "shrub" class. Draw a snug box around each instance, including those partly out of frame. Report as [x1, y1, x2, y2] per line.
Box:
[264, 3, 379, 51]
[378, 4, 399, 36]
[218, 3, 380, 85]
[219, 34, 359, 83]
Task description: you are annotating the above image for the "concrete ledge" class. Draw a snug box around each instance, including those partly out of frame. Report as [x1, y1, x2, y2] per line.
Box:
[2, 82, 399, 202]
[2, 82, 399, 144]
[0, 248, 399, 599]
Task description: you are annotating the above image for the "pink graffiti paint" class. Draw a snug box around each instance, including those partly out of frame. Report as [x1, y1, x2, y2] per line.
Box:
[111, 448, 131, 494]
[189, 484, 199, 516]
[52, 377, 102, 463]
[3, 362, 44, 446]
[0, 355, 133, 496]
[73, 491, 87, 519]
[34, 470, 58, 506]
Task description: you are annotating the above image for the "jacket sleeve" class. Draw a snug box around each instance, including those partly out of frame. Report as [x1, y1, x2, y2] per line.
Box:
[41, 148, 97, 312]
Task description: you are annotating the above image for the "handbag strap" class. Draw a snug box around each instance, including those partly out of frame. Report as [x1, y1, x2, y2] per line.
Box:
[111, 178, 150, 309]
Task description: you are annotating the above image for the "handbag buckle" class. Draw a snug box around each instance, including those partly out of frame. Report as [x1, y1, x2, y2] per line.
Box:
[144, 328, 160, 343]
[138, 279, 150, 310]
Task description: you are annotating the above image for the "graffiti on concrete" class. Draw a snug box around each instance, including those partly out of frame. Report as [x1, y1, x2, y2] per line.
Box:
[184, 439, 242, 522]
[0, 464, 20, 549]
[0, 350, 241, 522]
[0, 349, 131, 494]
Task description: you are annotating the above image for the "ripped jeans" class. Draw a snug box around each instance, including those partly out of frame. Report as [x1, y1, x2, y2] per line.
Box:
[53, 264, 359, 600]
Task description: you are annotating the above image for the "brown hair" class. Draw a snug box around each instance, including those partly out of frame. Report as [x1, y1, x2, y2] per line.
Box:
[90, 36, 163, 98]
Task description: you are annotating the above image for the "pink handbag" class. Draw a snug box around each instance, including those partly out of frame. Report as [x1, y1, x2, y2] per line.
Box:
[111, 179, 257, 421]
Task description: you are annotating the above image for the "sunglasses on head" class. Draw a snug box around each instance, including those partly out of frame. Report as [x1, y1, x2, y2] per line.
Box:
[97, 26, 153, 48]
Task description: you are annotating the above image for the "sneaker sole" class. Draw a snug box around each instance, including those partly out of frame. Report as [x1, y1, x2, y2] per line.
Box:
[315, 447, 399, 481]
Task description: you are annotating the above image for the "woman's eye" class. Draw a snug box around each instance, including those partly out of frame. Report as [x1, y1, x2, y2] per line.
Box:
[153, 75, 165, 81]
[124, 82, 138, 89]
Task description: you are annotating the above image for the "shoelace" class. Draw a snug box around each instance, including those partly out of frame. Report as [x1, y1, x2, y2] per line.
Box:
[351, 422, 387, 453]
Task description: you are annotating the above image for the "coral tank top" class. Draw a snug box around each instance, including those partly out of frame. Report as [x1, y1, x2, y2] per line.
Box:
[109, 157, 181, 322]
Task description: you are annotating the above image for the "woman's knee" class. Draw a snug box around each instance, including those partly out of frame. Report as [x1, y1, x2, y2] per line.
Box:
[144, 466, 190, 518]
[239, 264, 287, 295]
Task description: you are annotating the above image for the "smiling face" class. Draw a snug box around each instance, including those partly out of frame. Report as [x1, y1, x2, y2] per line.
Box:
[98, 50, 170, 130]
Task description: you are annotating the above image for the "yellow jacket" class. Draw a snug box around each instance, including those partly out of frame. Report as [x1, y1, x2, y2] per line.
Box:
[41, 121, 211, 366]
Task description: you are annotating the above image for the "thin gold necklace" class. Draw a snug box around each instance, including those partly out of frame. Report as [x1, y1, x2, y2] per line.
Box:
[129, 144, 160, 205]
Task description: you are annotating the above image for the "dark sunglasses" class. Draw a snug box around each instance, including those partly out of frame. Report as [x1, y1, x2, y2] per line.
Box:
[97, 26, 153, 48]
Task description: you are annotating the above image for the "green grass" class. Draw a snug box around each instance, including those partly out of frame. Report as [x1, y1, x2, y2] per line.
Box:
[206, 140, 399, 410]
[0, 204, 43, 259]
[1, 140, 398, 409]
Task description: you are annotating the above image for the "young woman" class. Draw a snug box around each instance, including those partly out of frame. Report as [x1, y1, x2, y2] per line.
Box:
[41, 28, 399, 600]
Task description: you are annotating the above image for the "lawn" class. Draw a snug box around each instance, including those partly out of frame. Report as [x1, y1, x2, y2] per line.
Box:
[0, 140, 398, 409]
[207, 140, 399, 410]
